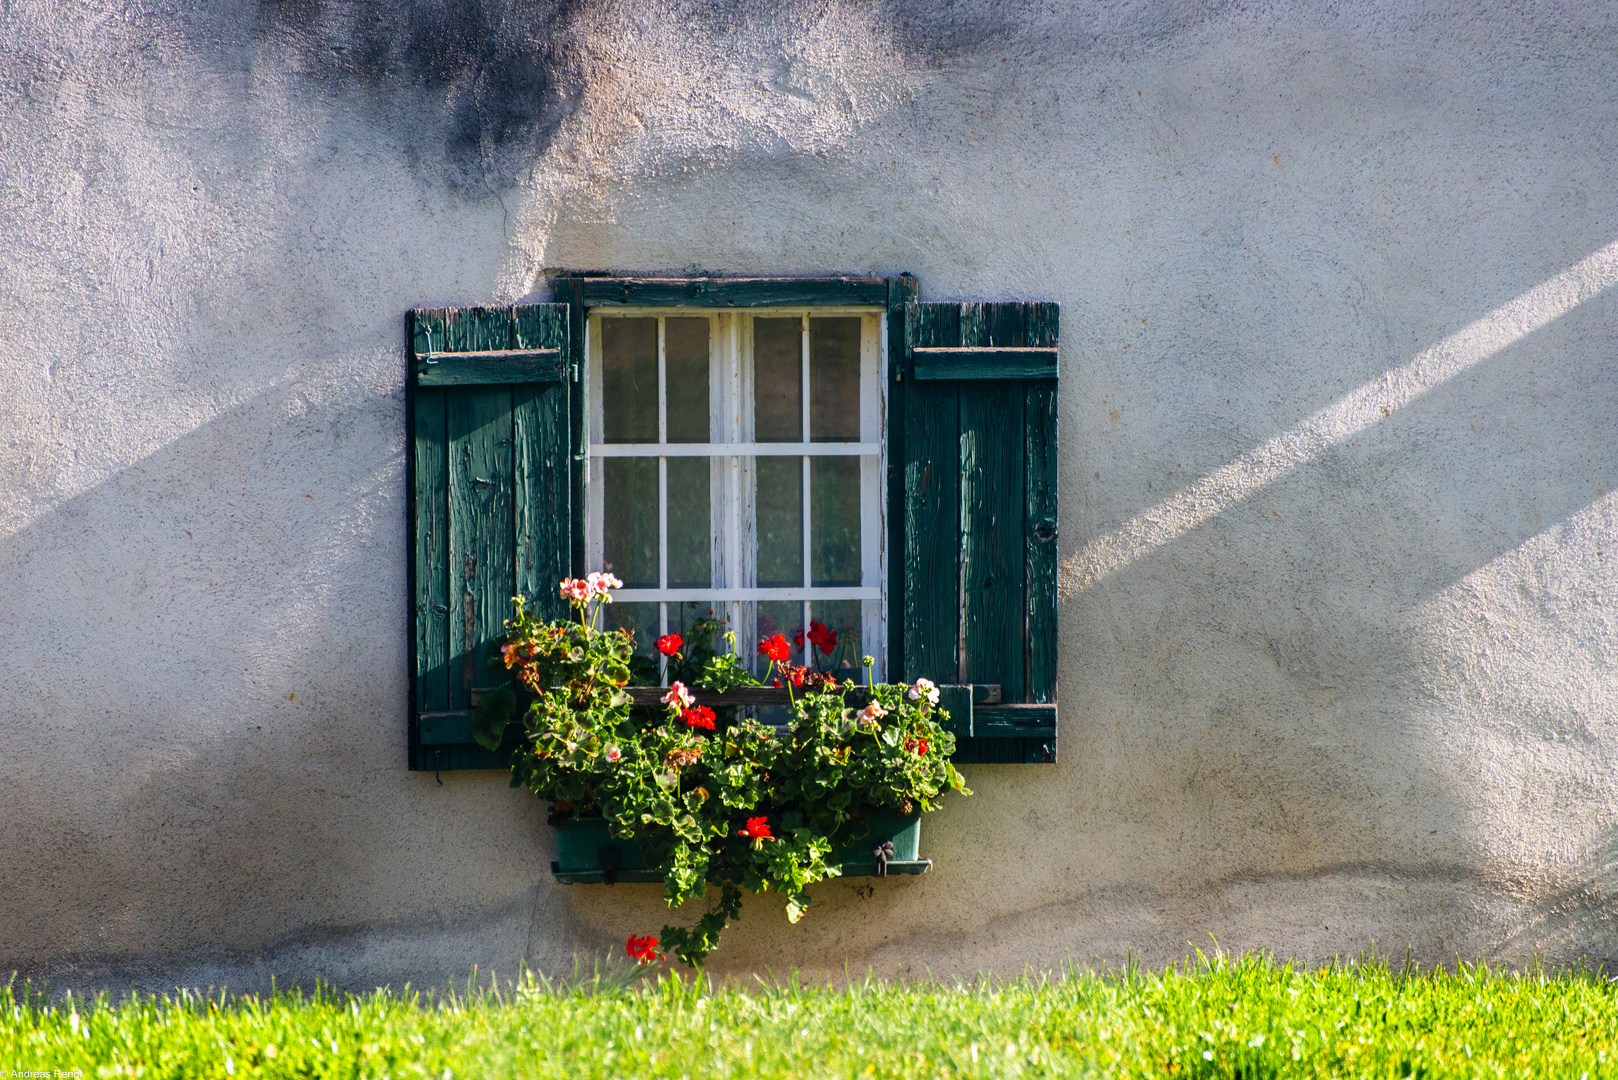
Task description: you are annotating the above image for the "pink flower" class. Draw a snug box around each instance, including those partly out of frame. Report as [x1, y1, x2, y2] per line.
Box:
[661, 681, 695, 709]
[559, 578, 591, 603]
[605, 746, 622, 762]
[587, 571, 624, 597]
[857, 702, 888, 724]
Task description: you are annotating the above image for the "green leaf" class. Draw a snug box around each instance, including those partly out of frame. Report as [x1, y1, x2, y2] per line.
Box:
[470, 687, 517, 750]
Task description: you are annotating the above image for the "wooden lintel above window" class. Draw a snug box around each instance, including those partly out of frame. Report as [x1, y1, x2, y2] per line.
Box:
[559, 274, 890, 309]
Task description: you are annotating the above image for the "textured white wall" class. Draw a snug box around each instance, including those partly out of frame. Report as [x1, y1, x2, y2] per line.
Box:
[4, 1, 1618, 991]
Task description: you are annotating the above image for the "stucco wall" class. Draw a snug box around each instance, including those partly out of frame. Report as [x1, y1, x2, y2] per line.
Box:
[5, 0, 1618, 991]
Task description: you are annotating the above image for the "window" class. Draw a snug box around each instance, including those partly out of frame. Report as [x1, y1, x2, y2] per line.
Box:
[407, 276, 1059, 772]
[586, 309, 885, 681]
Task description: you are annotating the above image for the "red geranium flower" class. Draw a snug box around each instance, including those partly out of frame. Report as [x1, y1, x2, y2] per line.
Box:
[806, 620, 838, 656]
[757, 634, 790, 662]
[681, 705, 716, 731]
[738, 816, 772, 840]
[626, 934, 661, 964]
[656, 633, 684, 657]
[904, 738, 931, 756]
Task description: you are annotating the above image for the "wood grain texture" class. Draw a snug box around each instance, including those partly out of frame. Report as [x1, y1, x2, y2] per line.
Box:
[416, 349, 564, 385]
[447, 311, 516, 710]
[960, 380, 1024, 699]
[885, 274, 919, 679]
[513, 305, 571, 621]
[410, 310, 452, 727]
[575, 276, 888, 308]
[902, 302, 961, 686]
[911, 348, 1058, 380]
[408, 303, 574, 770]
[1024, 306, 1060, 707]
[898, 300, 1060, 763]
[412, 388, 450, 715]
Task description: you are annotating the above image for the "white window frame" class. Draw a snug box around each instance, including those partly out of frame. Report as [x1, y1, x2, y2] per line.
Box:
[584, 307, 887, 681]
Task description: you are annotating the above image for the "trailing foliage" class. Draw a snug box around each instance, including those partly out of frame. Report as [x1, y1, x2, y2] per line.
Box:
[471, 580, 970, 965]
[9, 954, 1618, 1078]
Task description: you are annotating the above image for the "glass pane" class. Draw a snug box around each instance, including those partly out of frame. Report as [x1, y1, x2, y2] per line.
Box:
[810, 317, 861, 442]
[668, 599, 725, 652]
[811, 456, 860, 587]
[663, 599, 734, 686]
[602, 318, 658, 443]
[755, 599, 802, 674]
[753, 317, 802, 442]
[665, 317, 710, 443]
[667, 456, 711, 589]
[806, 598, 862, 677]
[603, 600, 660, 659]
[603, 457, 658, 588]
[755, 457, 802, 587]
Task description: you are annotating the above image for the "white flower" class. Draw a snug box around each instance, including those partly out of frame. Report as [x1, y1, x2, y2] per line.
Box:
[605, 746, 622, 763]
[908, 677, 940, 705]
[661, 681, 695, 709]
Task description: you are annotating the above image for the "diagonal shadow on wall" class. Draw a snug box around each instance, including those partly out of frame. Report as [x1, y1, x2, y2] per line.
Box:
[0, 377, 590, 994]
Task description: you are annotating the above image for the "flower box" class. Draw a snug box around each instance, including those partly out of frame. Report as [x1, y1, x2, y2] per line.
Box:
[550, 810, 931, 885]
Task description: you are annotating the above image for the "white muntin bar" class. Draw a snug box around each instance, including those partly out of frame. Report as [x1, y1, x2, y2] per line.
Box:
[616, 587, 879, 603]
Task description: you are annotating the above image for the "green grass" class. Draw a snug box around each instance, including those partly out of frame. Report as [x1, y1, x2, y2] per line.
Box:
[5, 952, 1616, 1078]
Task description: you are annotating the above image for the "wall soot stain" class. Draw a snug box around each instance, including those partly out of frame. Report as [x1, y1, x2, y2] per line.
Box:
[255, 0, 596, 190]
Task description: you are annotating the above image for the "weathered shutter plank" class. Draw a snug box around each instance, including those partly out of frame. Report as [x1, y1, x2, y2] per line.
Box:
[960, 377, 1026, 700]
[885, 274, 918, 681]
[899, 298, 1059, 764]
[416, 349, 565, 386]
[512, 304, 570, 619]
[911, 347, 1058, 380]
[1024, 309, 1060, 705]
[411, 311, 451, 716]
[448, 382, 515, 709]
[901, 302, 962, 686]
[410, 302, 572, 771]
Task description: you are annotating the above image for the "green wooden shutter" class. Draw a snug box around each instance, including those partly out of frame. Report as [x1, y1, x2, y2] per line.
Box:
[408, 304, 572, 772]
[891, 300, 1059, 764]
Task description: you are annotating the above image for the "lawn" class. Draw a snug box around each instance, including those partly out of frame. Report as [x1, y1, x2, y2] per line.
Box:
[5, 952, 1615, 1077]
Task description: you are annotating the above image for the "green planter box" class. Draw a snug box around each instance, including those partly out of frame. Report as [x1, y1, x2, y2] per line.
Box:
[551, 810, 931, 884]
